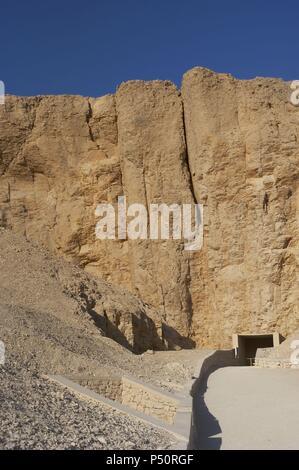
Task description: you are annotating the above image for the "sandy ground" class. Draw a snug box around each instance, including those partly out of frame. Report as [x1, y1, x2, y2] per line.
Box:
[0, 228, 202, 391]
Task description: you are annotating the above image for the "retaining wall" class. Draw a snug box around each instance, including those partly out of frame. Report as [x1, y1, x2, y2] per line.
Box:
[72, 374, 179, 424]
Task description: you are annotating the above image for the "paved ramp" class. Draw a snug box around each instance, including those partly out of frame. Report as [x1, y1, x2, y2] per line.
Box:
[190, 366, 299, 450]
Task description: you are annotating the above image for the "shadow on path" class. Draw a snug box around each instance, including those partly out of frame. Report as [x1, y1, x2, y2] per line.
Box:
[188, 350, 240, 450]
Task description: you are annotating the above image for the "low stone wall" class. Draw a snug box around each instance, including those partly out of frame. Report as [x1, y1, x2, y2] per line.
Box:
[122, 377, 178, 424]
[72, 374, 179, 424]
[253, 358, 299, 369]
[47, 374, 190, 448]
[76, 376, 122, 402]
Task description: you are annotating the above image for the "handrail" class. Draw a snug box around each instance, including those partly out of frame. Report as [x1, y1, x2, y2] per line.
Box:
[246, 357, 293, 367]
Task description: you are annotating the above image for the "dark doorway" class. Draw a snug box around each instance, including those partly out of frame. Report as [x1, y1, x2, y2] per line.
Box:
[243, 335, 273, 359]
[235, 334, 276, 365]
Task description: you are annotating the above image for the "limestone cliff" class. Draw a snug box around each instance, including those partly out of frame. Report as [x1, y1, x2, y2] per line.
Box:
[1, 67, 299, 348]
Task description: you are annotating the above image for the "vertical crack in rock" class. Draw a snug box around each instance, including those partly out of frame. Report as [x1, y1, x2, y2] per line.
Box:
[181, 99, 197, 205]
[115, 80, 196, 348]
[86, 99, 94, 139]
[86, 98, 99, 148]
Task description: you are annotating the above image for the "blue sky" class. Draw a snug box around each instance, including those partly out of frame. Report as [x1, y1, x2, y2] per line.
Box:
[1, 0, 298, 96]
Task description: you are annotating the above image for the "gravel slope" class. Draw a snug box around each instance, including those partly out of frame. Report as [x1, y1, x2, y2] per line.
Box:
[0, 229, 201, 449]
[0, 359, 175, 450]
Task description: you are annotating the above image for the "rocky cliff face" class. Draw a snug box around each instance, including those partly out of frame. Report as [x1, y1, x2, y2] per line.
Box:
[1, 67, 299, 348]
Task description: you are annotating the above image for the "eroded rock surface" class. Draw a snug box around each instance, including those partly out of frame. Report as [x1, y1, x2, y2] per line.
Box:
[182, 68, 299, 346]
[1, 67, 299, 348]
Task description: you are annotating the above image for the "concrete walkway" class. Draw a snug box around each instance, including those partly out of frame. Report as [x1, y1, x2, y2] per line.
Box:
[191, 366, 299, 450]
